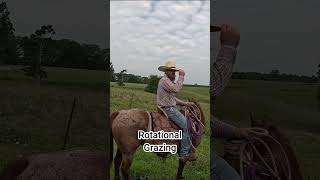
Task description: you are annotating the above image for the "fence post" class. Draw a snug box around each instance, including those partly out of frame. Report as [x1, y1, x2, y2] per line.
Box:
[129, 93, 134, 108]
[62, 97, 77, 150]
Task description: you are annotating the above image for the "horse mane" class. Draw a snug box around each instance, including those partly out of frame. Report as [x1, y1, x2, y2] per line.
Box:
[0, 158, 29, 180]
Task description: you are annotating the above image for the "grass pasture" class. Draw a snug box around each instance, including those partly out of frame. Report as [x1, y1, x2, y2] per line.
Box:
[215, 79, 320, 179]
[0, 65, 108, 171]
[1, 65, 319, 179]
[110, 82, 211, 180]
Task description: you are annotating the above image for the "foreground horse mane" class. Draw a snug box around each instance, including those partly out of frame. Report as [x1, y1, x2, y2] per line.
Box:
[1, 150, 108, 180]
[252, 117, 303, 180]
[0, 159, 29, 180]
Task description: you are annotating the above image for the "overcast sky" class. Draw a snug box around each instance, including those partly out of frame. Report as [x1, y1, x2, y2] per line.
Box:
[5, 0, 319, 77]
[111, 1, 210, 85]
[6, 0, 107, 48]
[212, 0, 319, 76]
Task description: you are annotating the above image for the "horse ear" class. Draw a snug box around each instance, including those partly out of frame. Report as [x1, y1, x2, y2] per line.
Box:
[188, 97, 196, 102]
[250, 112, 256, 127]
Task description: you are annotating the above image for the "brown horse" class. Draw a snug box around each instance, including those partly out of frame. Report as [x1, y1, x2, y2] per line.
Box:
[110, 100, 206, 180]
[224, 114, 303, 180]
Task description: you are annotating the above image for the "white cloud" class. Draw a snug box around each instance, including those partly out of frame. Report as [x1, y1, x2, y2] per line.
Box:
[111, 0, 210, 85]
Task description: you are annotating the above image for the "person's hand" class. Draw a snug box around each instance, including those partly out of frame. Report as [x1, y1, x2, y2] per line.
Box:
[179, 69, 185, 76]
[236, 128, 251, 140]
[220, 24, 240, 48]
[185, 102, 194, 106]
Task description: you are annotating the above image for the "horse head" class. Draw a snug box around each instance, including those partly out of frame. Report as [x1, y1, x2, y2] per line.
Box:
[187, 97, 206, 127]
[249, 112, 303, 180]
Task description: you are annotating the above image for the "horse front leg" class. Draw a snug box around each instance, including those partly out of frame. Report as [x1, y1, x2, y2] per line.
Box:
[176, 158, 187, 180]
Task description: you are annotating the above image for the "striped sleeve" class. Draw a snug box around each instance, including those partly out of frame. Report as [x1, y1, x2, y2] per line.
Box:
[161, 75, 184, 93]
[211, 116, 238, 139]
[210, 45, 237, 97]
[176, 97, 187, 106]
[210, 45, 238, 139]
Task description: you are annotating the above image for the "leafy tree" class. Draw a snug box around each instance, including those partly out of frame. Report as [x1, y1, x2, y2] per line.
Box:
[232, 71, 317, 83]
[117, 69, 127, 86]
[109, 62, 115, 81]
[21, 25, 55, 81]
[0, 2, 19, 64]
[144, 75, 160, 94]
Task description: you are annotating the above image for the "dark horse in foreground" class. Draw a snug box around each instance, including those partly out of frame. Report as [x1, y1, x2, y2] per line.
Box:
[110, 100, 206, 180]
[224, 115, 303, 180]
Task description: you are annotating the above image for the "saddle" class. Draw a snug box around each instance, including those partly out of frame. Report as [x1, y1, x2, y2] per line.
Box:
[149, 107, 180, 146]
[156, 106, 179, 130]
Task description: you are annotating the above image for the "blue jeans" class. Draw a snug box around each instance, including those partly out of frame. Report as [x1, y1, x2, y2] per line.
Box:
[211, 141, 240, 180]
[164, 106, 191, 157]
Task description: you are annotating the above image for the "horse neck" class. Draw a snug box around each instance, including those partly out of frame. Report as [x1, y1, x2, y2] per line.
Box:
[269, 126, 303, 180]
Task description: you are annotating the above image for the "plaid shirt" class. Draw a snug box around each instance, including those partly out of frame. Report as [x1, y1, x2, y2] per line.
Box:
[157, 74, 187, 107]
[211, 45, 239, 138]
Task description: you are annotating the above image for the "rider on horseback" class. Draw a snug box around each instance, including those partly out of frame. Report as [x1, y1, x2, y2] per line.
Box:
[157, 61, 196, 163]
[211, 24, 251, 180]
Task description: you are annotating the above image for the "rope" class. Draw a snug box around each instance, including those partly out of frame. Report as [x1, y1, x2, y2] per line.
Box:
[183, 104, 206, 158]
[188, 104, 205, 128]
[230, 128, 292, 180]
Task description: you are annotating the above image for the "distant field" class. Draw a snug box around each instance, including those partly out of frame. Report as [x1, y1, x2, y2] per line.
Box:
[0, 66, 108, 171]
[110, 82, 210, 180]
[215, 79, 320, 179]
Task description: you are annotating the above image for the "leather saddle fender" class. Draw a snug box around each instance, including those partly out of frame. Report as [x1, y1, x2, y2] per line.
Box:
[156, 106, 179, 130]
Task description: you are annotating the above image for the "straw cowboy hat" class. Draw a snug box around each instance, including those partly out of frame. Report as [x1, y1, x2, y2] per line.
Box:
[158, 61, 180, 72]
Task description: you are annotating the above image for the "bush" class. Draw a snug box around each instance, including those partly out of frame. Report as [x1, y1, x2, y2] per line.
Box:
[144, 75, 160, 94]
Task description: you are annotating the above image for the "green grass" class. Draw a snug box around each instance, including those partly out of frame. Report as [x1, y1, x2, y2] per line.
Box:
[110, 82, 210, 180]
[0, 66, 108, 171]
[215, 79, 320, 179]
[1, 65, 319, 179]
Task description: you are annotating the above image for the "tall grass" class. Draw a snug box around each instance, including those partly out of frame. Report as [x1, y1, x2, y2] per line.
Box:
[0, 66, 108, 170]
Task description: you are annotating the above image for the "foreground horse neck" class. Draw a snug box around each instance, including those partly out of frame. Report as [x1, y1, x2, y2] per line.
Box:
[267, 125, 303, 180]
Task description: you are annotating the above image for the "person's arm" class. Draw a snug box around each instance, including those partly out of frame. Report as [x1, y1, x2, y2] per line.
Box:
[211, 116, 238, 139]
[210, 45, 237, 97]
[161, 75, 184, 93]
[175, 97, 187, 106]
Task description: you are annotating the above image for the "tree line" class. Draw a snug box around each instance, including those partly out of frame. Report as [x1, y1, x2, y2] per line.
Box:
[232, 69, 318, 83]
[0, 2, 109, 80]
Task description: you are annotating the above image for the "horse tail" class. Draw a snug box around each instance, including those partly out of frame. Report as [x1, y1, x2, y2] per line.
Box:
[0, 158, 29, 180]
[110, 111, 119, 167]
